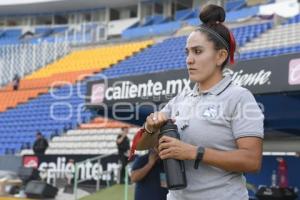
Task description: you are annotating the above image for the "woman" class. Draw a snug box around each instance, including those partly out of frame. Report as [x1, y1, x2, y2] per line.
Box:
[133, 4, 264, 200]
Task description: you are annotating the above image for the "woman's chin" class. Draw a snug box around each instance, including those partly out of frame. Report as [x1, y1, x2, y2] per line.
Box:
[189, 74, 203, 83]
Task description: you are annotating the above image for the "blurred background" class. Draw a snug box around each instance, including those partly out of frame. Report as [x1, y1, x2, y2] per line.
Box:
[0, 0, 299, 200]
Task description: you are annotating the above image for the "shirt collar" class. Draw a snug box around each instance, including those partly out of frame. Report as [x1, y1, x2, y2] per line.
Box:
[190, 75, 232, 96]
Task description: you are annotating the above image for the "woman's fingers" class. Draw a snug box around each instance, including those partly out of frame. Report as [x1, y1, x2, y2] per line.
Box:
[145, 113, 158, 131]
[146, 114, 154, 126]
[158, 112, 168, 125]
[153, 113, 161, 129]
[159, 136, 174, 144]
[158, 136, 178, 152]
[158, 140, 172, 152]
[145, 112, 169, 132]
[159, 148, 173, 159]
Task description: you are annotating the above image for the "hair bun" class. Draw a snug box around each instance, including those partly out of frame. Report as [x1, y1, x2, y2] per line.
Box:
[199, 4, 226, 25]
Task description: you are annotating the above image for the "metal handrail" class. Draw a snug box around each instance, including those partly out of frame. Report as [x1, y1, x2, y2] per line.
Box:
[73, 152, 117, 200]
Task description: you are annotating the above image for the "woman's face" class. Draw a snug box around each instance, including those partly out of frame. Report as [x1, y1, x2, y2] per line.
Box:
[185, 31, 223, 83]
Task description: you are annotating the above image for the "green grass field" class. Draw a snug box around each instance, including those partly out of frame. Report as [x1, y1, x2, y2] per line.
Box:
[80, 184, 134, 200]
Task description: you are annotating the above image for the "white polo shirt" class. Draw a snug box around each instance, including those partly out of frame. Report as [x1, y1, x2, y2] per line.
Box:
[161, 75, 264, 200]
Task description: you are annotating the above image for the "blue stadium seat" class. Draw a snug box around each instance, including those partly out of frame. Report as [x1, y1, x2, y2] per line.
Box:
[286, 14, 300, 24]
[225, 0, 246, 12]
[175, 9, 197, 21]
[122, 21, 181, 39]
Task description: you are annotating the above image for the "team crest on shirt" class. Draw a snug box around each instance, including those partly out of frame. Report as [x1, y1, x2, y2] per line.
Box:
[202, 105, 219, 119]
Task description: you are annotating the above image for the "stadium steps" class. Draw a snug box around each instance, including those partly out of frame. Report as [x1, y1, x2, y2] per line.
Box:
[18, 116, 134, 155]
[21, 117, 138, 155]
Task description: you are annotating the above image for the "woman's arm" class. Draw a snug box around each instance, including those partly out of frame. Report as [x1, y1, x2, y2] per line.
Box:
[131, 162, 155, 182]
[136, 112, 169, 150]
[202, 137, 263, 173]
[158, 136, 263, 173]
[131, 153, 159, 182]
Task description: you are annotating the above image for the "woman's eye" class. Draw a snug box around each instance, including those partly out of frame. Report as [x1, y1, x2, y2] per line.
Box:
[195, 49, 202, 54]
[185, 50, 189, 55]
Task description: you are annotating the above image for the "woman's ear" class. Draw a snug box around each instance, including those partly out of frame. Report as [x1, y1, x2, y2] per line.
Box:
[217, 49, 228, 66]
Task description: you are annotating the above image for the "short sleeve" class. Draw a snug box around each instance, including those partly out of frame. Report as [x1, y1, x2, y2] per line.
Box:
[131, 154, 148, 171]
[160, 96, 177, 118]
[231, 90, 264, 139]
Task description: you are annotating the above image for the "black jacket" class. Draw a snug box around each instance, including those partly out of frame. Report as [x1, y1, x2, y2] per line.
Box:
[33, 138, 48, 154]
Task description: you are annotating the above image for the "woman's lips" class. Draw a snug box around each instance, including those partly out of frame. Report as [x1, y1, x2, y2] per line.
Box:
[188, 68, 197, 72]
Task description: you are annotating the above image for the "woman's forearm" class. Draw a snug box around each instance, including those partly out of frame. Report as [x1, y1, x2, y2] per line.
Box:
[131, 162, 155, 182]
[158, 136, 262, 173]
[202, 148, 262, 173]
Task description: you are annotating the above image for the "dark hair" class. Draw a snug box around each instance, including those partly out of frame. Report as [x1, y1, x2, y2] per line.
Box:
[197, 4, 236, 69]
[36, 132, 42, 136]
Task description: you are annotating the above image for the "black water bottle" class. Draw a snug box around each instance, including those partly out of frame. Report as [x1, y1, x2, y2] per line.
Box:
[159, 120, 187, 190]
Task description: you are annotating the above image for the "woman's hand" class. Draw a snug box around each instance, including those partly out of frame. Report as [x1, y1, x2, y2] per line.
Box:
[145, 112, 168, 133]
[158, 136, 197, 160]
[148, 150, 159, 166]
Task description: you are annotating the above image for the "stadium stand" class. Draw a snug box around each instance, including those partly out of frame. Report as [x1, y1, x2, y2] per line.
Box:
[0, 88, 49, 112]
[0, 22, 104, 46]
[44, 23, 106, 45]
[79, 117, 131, 129]
[0, 0, 298, 160]
[0, 28, 22, 45]
[0, 42, 70, 87]
[239, 44, 300, 60]
[122, 5, 264, 39]
[286, 13, 300, 24]
[25, 40, 153, 80]
[36, 16, 297, 156]
[225, 0, 246, 12]
[1, 15, 300, 155]
[172, 6, 261, 27]
[20, 117, 137, 155]
[103, 22, 274, 79]
[5, 20, 277, 155]
[240, 14, 300, 52]
[0, 40, 152, 113]
[10, 21, 279, 156]
[0, 40, 153, 155]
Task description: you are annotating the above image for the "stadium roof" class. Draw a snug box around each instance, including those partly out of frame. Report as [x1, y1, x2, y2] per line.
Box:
[0, 0, 138, 16]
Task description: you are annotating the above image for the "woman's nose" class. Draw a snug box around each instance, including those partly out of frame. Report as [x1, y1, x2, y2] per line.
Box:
[186, 55, 195, 65]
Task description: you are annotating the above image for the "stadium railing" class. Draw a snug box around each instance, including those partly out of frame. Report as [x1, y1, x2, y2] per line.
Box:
[73, 153, 120, 200]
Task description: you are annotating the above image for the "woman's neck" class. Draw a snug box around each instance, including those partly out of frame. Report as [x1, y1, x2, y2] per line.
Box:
[198, 71, 223, 91]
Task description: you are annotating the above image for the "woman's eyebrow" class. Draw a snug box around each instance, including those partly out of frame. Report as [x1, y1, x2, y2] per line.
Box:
[185, 45, 204, 50]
